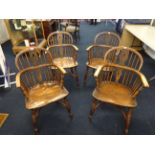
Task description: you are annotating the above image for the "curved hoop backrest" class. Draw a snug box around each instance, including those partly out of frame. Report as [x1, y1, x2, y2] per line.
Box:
[94, 32, 120, 46]
[47, 31, 73, 46]
[15, 47, 53, 71]
[104, 46, 143, 70]
[17, 64, 64, 97]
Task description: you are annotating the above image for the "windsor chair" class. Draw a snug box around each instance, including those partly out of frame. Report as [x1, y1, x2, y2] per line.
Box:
[16, 64, 73, 134]
[89, 63, 149, 134]
[83, 32, 120, 86]
[47, 31, 73, 46]
[47, 44, 79, 86]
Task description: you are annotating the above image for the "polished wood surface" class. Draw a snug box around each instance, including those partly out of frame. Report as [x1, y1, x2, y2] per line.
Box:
[104, 46, 143, 70]
[16, 64, 73, 134]
[47, 44, 79, 86]
[15, 47, 53, 71]
[89, 63, 149, 134]
[47, 31, 73, 46]
[94, 31, 120, 46]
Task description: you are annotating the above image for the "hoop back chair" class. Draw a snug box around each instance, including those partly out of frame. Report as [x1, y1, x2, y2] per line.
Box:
[47, 44, 79, 86]
[83, 45, 112, 85]
[89, 63, 149, 134]
[47, 31, 73, 46]
[16, 64, 73, 134]
[94, 31, 120, 46]
[104, 46, 143, 71]
[15, 47, 53, 71]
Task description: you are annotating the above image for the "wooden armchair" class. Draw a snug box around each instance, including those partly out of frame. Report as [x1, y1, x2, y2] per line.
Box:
[47, 44, 79, 86]
[47, 31, 73, 46]
[89, 63, 149, 134]
[15, 47, 53, 71]
[83, 45, 112, 85]
[16, 64, 73, 134]
[94, 31, 120, 46]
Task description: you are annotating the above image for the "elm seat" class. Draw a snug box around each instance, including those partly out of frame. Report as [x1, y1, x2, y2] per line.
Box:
[53, 57, 78, 69]
[92, 82, 137, 108]
[26, 83, 69, 109]
[86, 58, 105, 69]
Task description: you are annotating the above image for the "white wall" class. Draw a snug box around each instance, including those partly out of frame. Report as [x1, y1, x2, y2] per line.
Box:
[0, 19, 10, 44]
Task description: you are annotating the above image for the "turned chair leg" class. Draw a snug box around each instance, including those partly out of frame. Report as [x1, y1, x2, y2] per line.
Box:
[62, 97, 73, 119]
[32, 109, 40, 134]
[89, 98, 98, 122]
[71, 67, 80, 87]
[83, 66, 89, 86]
[124, 108, 133, 134]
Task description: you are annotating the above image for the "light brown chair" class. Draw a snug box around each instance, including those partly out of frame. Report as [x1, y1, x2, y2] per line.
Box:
[89, 63, 149, 134]
[15, 47, 53, 71]
[47, 31, 73, 46]
[16, 64, 73, 134]
[47, 44, 79, 86]
[83, 45, 113, 85]
[104, 46, 143, 71]
[94, 31, 120, 46]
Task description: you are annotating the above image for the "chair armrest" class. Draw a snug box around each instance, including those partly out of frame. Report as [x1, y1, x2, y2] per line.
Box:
[137, 71, 149, 88]
[86, 45, 94, 51]
[16, 72, 21, 88]
[94, 65, 103, 78]
[57, 66, 67, 74]
[71, 45, 79, 51]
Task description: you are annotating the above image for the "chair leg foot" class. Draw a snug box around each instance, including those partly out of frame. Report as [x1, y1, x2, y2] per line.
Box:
[89, 98, 98, 122]
[70, 67, 80, 87]
[124, 108, 133, 134]
[88, 115, 93, 123]
[62, 97, 73, 120]
[83, 66, 89, 86]
[74, 67, 80, 87]
[32, 109, 39, 134]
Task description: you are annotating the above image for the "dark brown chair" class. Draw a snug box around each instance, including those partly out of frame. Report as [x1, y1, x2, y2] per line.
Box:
[16, 64, 73, 134]
[89, 63, 149, 134]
